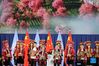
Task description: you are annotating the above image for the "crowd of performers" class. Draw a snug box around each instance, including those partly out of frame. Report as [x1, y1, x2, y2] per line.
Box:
[77, 41, 99, 66]
[1, 40, 99, 66]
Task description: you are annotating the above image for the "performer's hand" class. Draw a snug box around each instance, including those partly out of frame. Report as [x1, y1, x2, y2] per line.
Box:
[67, 54, 71, 57]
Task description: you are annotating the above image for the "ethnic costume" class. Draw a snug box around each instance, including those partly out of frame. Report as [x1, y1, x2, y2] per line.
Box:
[85, 41, 93, 65]
[65, 41, 75, 66]
[13, 41, 20, 66]
[54, 40, 62, 66]
[17, 41, 24, 66]
[0, 55, 2, 66]
[29, 41, 38, 66]
[38, 40, 48, 66]
[94, 41, 99, 66]
[28, 40, 34, 64]
[77, 42, 85, 66]
[2, 40, 12, 66]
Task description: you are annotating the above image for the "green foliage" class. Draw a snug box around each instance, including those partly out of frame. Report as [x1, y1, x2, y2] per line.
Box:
[68, 9, 79, 16]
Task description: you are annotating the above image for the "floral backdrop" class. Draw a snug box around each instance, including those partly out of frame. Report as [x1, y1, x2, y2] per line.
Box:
[0, 0, 99, 33]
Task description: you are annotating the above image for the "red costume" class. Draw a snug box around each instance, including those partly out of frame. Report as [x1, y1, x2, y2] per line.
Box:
[77, 42, 86, 65]
[54, 40, 63, 66]
[2, 40, 12, 66]
[16, 40, 24, 65]
[38, 40, 48, 66]
[14, 41, 20, 65]
[29, 40, 38, 66]
[65, 41, 75, 66]
[94, 41, 99, 65]
[85, 41, 93, 65]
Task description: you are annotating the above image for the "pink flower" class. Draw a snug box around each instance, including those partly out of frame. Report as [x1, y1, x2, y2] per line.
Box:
[28, 0, 35, 9]
[0, 12, 12, 22]
[52, 0, 63, 9]
[21, 0, 29, 4]
[37, 7, 46, 17]
[37, 7, 50, 29]
[1, 0, 13, 10]
[0, 0, 13, 22]
[17, 2, 26, 11]
[79, 3, 93, 16]
[43, 12, 49, 20]
[24, 10, 32, 18]
[35, 0, 43, 9]
[20, 21, 29, 28]
[55, 7, 66, 16]
[42, 12, 50, 29]
[15, 12, 20, 18]
[6, 17, 16, 26]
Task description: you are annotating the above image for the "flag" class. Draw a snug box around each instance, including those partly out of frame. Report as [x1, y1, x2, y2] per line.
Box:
[11, 29, 18, 65]
[46, 32, 53, 53]
[24, 30, 30, 66]
[35, 30, 40, 47]
[57, 32, 64, 49]
[35, 30, 40, 66]
[67, 30, 73, 43]
[57, 32, 64, 66]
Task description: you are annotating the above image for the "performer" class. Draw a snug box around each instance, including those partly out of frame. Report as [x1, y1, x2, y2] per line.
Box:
[77, 42, 85, 66]
[65, 41, 75, 66]
[29, 40, 34, 50]
[29, 41, 38, 66]
[54, 40, 62, 66]
[0, 55, 2, 66]
[28, 40, 34, 64]
[38, 40, 48, 66]
[17, 40, 24, 66]
[13, 41, 20, 66]
[94, 41, 99, 66]
[85, 41, 93, 66]
[2, 40, 12, 66]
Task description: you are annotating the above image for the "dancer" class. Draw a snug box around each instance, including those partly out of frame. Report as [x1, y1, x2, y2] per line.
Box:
[94, 41, 99, 66]
[17, 41, 24, 66]
[85, 41, 93, 66]
[65, 41, 75, 66]
[38, 40, 48, 66]
[14, 41, 20, 66]
[2, 40, 12, 66]
[77, 42, 86, 66]
[29, 41, 38, 66]
[54, 40, 62, 66]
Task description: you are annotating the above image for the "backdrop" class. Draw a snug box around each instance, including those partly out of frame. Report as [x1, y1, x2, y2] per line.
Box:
[0, 34, 99, 55]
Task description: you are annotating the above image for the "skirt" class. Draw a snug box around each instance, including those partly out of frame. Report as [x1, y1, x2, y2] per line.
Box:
[67, 59, 74, 65]
[17, 56, 24, 64]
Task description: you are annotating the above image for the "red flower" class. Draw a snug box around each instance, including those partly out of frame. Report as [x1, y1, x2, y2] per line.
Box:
[55, 7, 66, 16]
[6, 17, 16, 26]
[20, 21, 29, 28]
[24, 10, 32, 18]
[37, 7, 46, 17]
[28, 0, 35, 9]
[43, 12, 49, 20]
[52, 0, 63, 9]
[17, 2, 26, 11]
[35, 0, 43, 9]
[79, 3, 93, 16]
[15, 12, 20, 18]
[21, 0, 29, 4]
